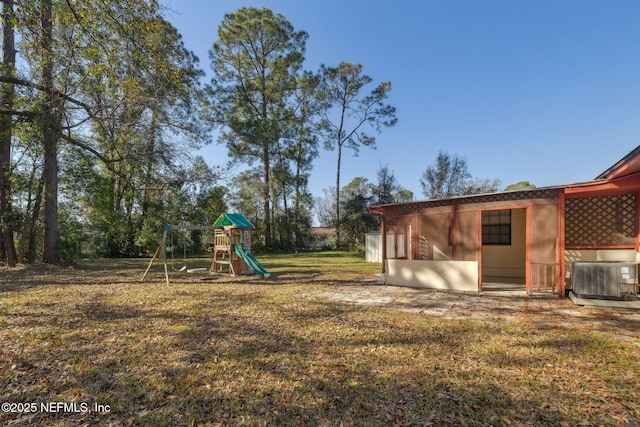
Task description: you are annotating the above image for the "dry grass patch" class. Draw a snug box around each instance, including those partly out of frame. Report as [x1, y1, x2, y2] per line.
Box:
[1, 253, 639, 426]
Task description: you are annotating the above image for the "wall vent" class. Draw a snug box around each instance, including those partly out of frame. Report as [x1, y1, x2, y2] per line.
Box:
[571, 262, 638, 300]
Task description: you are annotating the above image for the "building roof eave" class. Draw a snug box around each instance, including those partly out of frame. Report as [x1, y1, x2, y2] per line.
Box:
[368, 145, 640, 213]
[595, 144, 640, 181]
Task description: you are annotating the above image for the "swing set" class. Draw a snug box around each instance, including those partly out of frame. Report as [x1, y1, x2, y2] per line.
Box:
[140, 213, 271, 285]
[141, 224, 215, 285]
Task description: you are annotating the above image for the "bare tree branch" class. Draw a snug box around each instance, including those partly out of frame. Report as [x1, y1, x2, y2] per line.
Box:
[0, 108, 38, 117]
[0, 75, 101, 119]
[58, 132, 123, 165]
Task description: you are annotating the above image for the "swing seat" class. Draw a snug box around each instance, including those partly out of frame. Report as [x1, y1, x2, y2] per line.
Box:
[172, 265, 187, 272]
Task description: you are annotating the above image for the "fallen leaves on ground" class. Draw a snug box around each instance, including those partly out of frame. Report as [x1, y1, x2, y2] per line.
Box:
[1, 254, 639, 426]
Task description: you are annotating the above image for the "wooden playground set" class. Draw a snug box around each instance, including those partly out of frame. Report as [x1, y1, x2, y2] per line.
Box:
[141, 213, 271, 285]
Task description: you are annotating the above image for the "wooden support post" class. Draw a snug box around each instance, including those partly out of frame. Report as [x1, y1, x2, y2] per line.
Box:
[141, 244, 161, 282]
[451, 200, 457, 260]
[558, 190, 566, 297]
[525, 206, 532, 295]
[477, 209, 482, 292]
[160, 229, 169, 285]
[140, 228, 170, 285]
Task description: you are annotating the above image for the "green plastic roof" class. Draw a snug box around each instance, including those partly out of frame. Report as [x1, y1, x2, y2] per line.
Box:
[212, 213, 255, 229]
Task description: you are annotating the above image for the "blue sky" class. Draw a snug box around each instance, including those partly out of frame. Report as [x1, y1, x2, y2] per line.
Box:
[163, 0, 640, 200]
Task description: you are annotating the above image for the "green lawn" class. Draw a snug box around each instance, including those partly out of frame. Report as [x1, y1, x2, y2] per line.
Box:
[1, 252, 638, 426]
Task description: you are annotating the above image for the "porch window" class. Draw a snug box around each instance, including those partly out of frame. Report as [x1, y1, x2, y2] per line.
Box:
[386, 218, 411, 259]
[482, 209, 511, 245]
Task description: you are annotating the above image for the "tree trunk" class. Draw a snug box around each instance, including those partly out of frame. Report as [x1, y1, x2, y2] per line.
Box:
[294, 146, 302, 249]
[274, 140, 291, 250]
[335, 142, 342, 246]
[17, 195, 30, 263]
[42, 115, 58, 264]
[27, 173, 45, 264]
[0, 0, 17, 266]
[17, 161, 40, 262]
[262, 142, 272, 249]
[141, 118, 157, 218]
[41, 0, 59, 264]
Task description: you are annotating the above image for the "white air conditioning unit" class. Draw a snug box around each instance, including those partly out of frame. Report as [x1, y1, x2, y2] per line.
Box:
[571, 262, 639, 300]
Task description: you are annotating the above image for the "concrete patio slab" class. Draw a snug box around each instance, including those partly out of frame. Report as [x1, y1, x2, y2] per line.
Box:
[304, 276, 640, 347]
[570, 292, 640, 309]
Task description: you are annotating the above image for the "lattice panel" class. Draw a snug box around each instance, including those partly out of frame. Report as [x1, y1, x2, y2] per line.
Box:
[458, 188, 559, 204]
[565, 194, 636, 247]
[381, 188, 560, 213]
[418, 235, 429, 260]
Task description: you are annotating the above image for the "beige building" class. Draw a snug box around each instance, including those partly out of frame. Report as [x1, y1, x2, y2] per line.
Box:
[311, 227, 336, 249]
